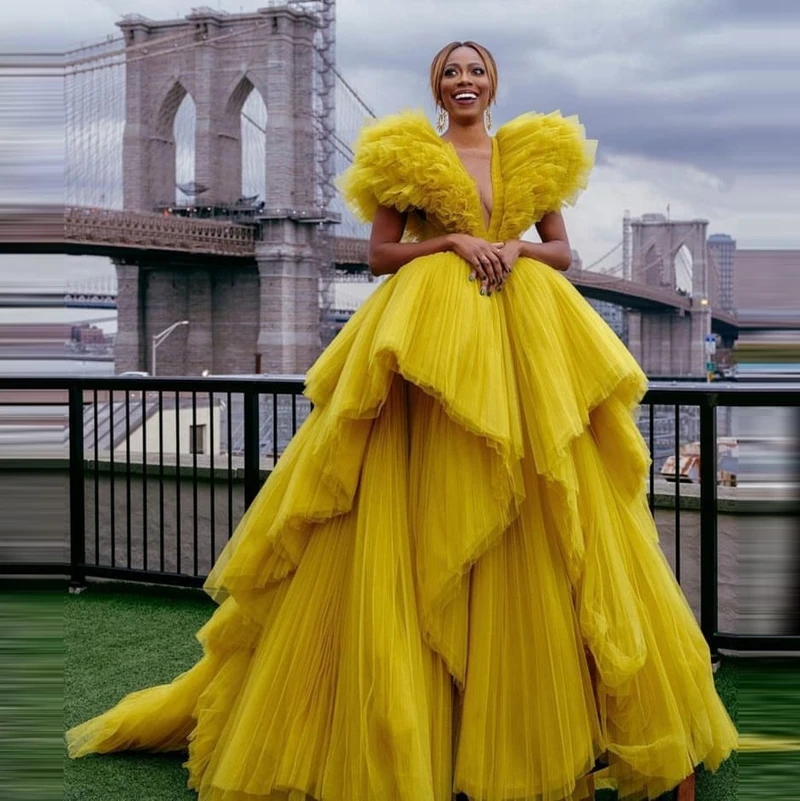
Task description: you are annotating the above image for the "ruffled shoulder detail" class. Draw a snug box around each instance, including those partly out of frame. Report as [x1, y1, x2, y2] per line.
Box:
[336, 109, 483, 236]
[496, 111, 597, 239]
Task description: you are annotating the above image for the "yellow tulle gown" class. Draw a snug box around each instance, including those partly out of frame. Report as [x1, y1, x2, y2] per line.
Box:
[66, 109, 738, 801]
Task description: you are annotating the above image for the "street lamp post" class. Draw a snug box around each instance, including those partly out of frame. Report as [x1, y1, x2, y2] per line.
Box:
[151, 320, 189, 376]
[696, 297, 711, 381]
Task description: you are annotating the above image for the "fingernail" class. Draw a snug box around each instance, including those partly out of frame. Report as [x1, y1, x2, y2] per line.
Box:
[468, 274, 475, 281]
[480, 288, 486, 296]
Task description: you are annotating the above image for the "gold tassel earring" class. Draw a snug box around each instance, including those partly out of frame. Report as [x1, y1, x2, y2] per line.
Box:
[484, 106, 492, 131]
[436, 106, 448, 134]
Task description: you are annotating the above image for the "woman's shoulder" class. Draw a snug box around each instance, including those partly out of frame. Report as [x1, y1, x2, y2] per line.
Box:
[336, 109, 476, 229]
[496, 110, 598, 228]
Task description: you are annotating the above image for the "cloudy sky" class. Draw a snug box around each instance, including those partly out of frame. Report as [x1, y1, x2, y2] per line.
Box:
[1, 0, 798, 276]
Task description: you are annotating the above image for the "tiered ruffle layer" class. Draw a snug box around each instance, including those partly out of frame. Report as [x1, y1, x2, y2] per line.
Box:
[66, 255, 738, 801]
[336, 109, 596, 243]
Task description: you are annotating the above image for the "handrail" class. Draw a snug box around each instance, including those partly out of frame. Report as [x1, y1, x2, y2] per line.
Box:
[1, 375, 799, 655]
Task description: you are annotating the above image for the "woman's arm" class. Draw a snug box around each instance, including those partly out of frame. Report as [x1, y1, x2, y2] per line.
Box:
[524, 211, 573, 271]
[368, 205, 507, 283]
[495, 211, 573, 273]
[368, 205, 454, 277]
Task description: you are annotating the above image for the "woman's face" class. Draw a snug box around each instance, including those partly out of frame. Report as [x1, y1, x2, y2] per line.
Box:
[438, 45, 492, 126]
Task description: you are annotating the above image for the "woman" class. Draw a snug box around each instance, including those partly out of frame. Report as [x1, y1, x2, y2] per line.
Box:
[67, 41, 738, 801]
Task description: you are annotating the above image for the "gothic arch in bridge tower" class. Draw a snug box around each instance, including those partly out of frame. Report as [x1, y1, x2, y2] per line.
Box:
[153, 77, 197, 135]
[174, 92, 198, 207]
[631, 216, 709, 300]
[148, 79, 197, 209]
[221, 75, 269, 205]
[222, 72, 271, 122]
[673, 243, 693, 296]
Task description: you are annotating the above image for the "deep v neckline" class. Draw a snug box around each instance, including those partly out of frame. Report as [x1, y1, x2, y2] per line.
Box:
[442, 136, 502, 240]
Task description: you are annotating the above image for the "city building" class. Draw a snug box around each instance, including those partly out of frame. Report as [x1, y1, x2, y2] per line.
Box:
[734, 250, 800, 318]
[71, 325, 107, 345]
[587, 299, 627, 342]
[707, 233, 736, 312]
[85, 395, 224, 458]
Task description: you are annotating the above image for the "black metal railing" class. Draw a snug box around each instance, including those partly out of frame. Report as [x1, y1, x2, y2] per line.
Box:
[1, 375, 799, 658]
[0, 376, 310, 589]
[643, 383, 800, 657]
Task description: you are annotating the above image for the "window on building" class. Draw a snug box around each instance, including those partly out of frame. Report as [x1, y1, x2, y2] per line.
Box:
[189, 423, 206, 455]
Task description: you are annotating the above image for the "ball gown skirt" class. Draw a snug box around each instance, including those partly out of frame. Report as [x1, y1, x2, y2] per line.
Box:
[66, 253, 738, 801]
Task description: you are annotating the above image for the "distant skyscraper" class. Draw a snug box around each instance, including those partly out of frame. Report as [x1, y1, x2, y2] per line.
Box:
[588, 299, 627, 342]
[707, 233, 736, 312]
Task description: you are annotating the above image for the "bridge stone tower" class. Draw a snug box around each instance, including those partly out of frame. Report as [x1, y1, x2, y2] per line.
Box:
[627, 214, 712, 376]
[114, 7, 323, 376]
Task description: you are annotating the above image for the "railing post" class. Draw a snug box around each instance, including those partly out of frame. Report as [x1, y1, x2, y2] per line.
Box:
[68, 384, 86, 590]
[243, 387, 261, 507]
[699, 395, 719, 661]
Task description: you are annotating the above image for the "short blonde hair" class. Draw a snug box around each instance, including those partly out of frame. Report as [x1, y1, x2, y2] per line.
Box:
[429, 41, 498, 107]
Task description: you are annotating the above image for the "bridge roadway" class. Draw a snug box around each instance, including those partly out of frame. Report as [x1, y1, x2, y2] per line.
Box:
[0, 204, 763, 333]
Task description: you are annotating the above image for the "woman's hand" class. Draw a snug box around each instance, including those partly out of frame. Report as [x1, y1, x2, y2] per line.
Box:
[492, 240, 524, 278]
[446, 234, 508, 294]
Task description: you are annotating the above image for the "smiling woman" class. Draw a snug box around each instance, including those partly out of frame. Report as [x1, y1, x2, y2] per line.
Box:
[66, 39, 737, 801]
[430, 40, 498, 131]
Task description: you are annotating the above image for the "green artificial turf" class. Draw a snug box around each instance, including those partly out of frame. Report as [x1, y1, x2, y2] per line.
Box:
[734, 657, 800, 801]
[62, 585, 746, 801]
[64, 585, 212, 801]
[0, 592, 64, 801]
